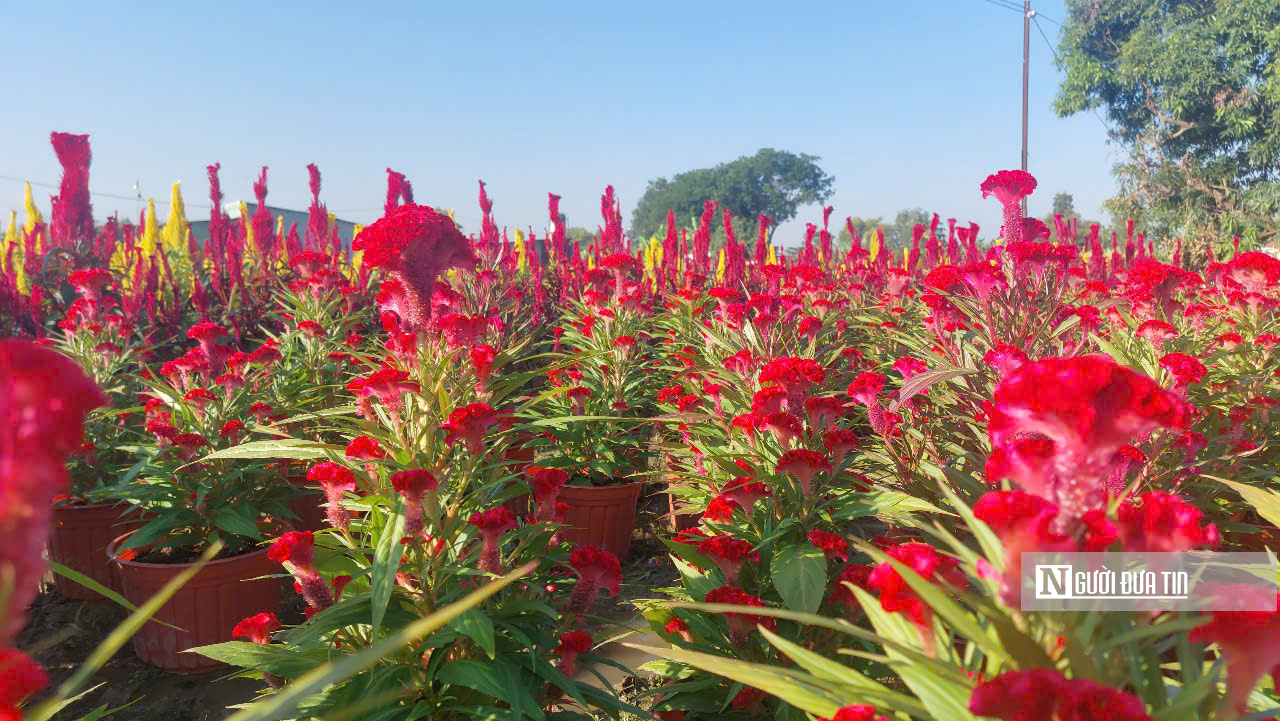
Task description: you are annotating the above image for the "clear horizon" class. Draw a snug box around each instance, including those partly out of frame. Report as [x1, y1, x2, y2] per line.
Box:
[1, 0, 1117, 246]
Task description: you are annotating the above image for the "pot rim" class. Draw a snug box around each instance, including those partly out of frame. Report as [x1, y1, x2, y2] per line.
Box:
[106, 529, 276, 571]
[561, 479, 645, 491]
[53, 500, 140, 512]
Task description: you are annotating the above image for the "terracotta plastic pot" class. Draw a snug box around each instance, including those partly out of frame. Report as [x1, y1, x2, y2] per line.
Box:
[664, 490, 700, 533]
[1235, 526, 1279, 552]
[287, 475, 328, 532]
[502, 483, 534, 519]
[558, 481, 643, 561]
[49, 503, 143, 600]
[108, 532, 283, 673]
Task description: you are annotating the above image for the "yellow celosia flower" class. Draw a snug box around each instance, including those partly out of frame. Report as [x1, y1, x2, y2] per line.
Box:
[160, 182, 188, 254]
[715, 248, 725, 282]
[238, 201, 252, 261]
[352, 224, 365, 270]
[514, 228, 526, 273]
[140, 198, 159, 258]
[2, 211, 16, 273]
[23, 182, 42, 234]
[767, 244, 778, 265]
[869, 229, 880, 260]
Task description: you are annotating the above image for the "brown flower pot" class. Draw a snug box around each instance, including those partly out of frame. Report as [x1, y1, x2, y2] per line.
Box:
[500, 431, 538, 473]
[108, 532, 283, 673]
[1235, 526, 1279, 551]
[558, 481, 643, 561]
[49, 503, 143, 600]
[502, 483, 534, 519]
[287, 475, 328, 532]
[665, 490, 700, 533]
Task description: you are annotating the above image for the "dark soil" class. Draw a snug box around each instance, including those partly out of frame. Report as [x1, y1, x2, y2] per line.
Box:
[19, 582, 309, 720]
[22, 487, 676, 720]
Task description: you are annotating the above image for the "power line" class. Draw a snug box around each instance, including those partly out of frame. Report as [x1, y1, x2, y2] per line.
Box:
[1031, 14, 1110, 133]
[0, 174, 212, 209]
[976, 0, 1023, 12]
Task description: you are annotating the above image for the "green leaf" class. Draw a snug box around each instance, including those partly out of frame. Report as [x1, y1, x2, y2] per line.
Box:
[448, 608, 496, 659]
[757, 628, 928, 716]
[1091, 332, 1134, 369]
[212, 506, 262, 539]
[370, 498, 407, 637]
[890, 366, 975, 411]
[672, 556, 718, 601]
[1212, 477, 1280, 528]
[626, 644, 846, 719]
[117, 517, 182, 552]
[27, 542, 225, 721]
[197, 438, 342, 462]
[770, 544, 826, 614]
[435, 658, 507, 699]
[223, 563, 535, 721]
[831, 490, 949, 521]
[47, 563, 183, 632]
[186, 641, 330, 678]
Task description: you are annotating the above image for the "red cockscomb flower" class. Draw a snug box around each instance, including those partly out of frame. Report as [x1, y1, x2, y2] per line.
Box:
[823, 429, 860, 463]
[248, 402, 273, 424]
[1190, 585, 1280, 715]
[469, 344, 497, 392]
[554, 630, 594, 676]
[758, 357, 826, 411]
[969, 669, 1152, 721]
[704, 585, 775, 646]
[219, 419, 244, 444]
[0, 649, 49, 718]
[867, 542, 966, 648]
[847, 372, 885, 407]
[345, 435, 386, 461]
[808, 530, 849, 563]
[1159, 352, 1206, 387]
[818, 706, 890, 721]
[352, 204, 477, 331]
[232, 612, 281, 645]
[981, 170, 1037, 245]
[973, 490, 1074, 605]
[775, 449, 832, 495]
[391, 469, 438, 536]
[567, 545, 622, 615]
[347, 365, 419, 423]
[442, 403, 499, 455]
[986, 355, 1192, 524]
[308, 462, 358, 531]
[1116, 491, 1218, 553]
[469, 507, 518, 574]
[697, 535, 760, 585]
[67, 268, 113, 303]
[528, 466, 570, 521]
[269, 531, 333, 613]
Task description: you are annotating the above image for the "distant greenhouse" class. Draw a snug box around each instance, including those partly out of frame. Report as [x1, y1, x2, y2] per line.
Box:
[188, 202, 359, 251]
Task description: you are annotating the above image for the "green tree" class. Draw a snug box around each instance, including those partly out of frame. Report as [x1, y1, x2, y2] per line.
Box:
[1051, 192, 1076, 217]
[1055, 0, 1280, 255]
[883, 208, 929, 250]
[835, 215, 883, 251]
[629, 148, 835, 241]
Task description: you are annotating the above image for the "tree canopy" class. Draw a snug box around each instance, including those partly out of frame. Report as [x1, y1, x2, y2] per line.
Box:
[1055, 0, 1280, 252]
[629, 148, 834, 240]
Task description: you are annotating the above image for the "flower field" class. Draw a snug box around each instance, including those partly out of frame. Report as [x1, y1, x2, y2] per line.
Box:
[3, 132, 1280, 721]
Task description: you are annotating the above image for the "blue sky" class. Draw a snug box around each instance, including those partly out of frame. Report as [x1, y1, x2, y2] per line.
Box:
[1, 0, 1117, 246]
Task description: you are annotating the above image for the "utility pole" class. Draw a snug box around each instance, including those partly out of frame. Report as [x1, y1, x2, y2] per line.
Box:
[1021, 0, 1034, 216]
